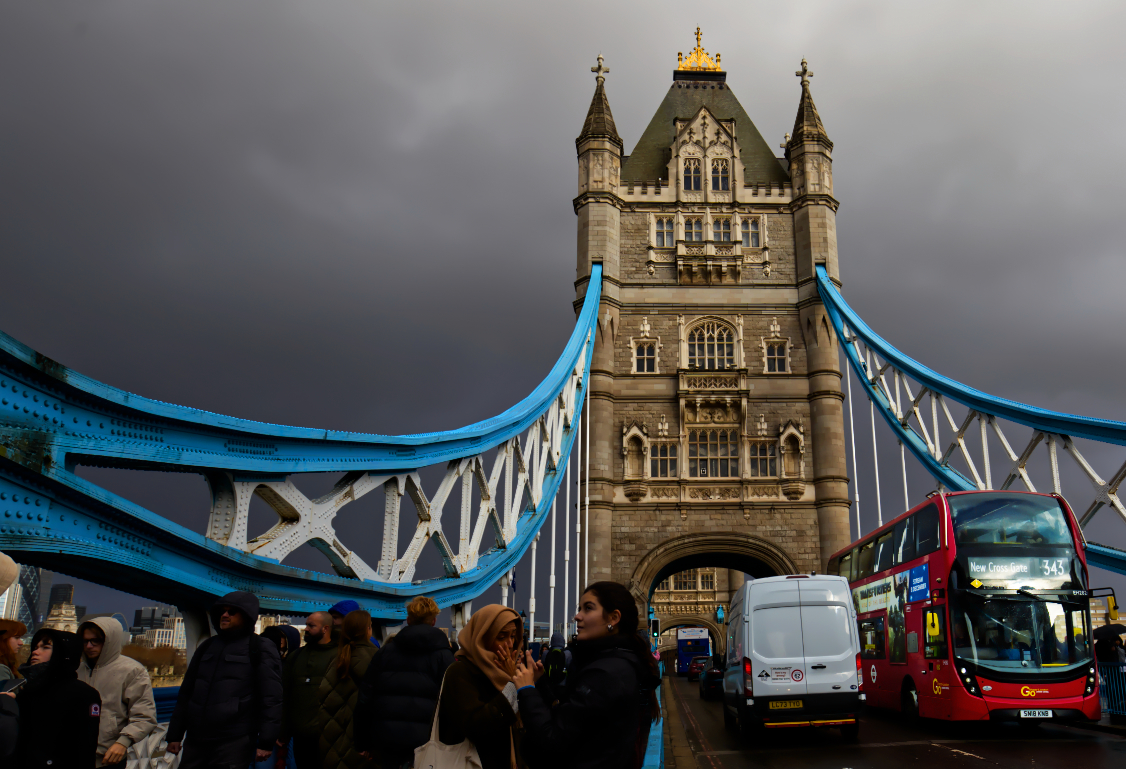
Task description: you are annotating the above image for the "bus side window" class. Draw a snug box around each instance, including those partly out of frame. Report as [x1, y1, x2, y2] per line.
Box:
[924, 608, 947, 659]
[839, 552, 853, 581]
[857, 540, 876, 579]
[828, 556, 840, 576]
[859, 616, 886, 659]
[875, 532, 894, 572]
[895, 517, 915, 564]
[916, 504, 941, 556]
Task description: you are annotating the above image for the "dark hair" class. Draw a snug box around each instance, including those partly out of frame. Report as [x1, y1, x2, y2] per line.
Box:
[260, 626, 287, 657]
[336, 610, 372, 677]
[581, 581, 661, 722]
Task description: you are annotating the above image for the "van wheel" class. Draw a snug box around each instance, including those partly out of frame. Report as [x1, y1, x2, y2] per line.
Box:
[901, 682, 919, 724]
[723, 703, 736, 732]
[738, 705, 760, 738]
[840, 721, 860, 742]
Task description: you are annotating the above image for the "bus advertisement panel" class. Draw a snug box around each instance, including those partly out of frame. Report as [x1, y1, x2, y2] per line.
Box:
[677, 627, 711, 674]
[829, 491, 1098, 724]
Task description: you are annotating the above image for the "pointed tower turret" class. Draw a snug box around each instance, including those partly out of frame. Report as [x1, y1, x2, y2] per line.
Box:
[574, 56, 622, 585]
[578, 61, 622, 147]
[575, 54, 622, 300]
[785, 59, 838, 281]
[785, 59, 850, 571]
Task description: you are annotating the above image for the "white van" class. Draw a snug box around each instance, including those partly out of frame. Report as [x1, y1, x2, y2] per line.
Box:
[721, 574, 864, 739]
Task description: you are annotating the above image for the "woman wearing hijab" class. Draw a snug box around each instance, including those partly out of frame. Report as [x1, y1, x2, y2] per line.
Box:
[438, 605, 524, 769]
[513, 582, 661, 769]
[9, 628, 102, 768]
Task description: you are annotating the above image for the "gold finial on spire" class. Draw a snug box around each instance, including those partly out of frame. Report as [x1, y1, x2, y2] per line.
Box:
[677, 28, 722, 72]
[591, 53, 610, 84]
[795, 58, 813, 86]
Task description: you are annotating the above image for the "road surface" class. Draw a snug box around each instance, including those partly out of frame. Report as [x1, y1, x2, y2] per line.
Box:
[664, 674, 1124, 769]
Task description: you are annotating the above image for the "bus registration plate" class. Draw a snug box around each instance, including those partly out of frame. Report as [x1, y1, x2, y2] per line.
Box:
[769, 700, 802, 710]
[1020, 709, 1051, 719]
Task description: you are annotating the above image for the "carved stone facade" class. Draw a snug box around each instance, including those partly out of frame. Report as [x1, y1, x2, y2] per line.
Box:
[574, 41, 850, 615]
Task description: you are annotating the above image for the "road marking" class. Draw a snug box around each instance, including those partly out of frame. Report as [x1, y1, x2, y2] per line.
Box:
[940, 744, 986, 760]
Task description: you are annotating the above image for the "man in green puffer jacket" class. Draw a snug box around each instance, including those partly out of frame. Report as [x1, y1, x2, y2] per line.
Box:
[77, 617, 158, 767]
[280, 611, 338, 768]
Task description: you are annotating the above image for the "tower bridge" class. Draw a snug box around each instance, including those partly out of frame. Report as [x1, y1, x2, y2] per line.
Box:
[3, 34, 1125, 655]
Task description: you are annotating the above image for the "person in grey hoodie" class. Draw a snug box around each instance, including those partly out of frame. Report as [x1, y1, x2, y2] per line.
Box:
[78, 617, 158, 767]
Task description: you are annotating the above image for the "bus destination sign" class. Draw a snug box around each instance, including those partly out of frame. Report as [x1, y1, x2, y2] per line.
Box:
[966, 557, 1069, 580]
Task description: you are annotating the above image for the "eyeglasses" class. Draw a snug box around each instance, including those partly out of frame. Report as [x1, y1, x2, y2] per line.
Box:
[219, 608, 238, 617]
[82, 639, 104, 646]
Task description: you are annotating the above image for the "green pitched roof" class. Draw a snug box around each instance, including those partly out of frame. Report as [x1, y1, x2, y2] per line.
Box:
[621, 77, 789, 185]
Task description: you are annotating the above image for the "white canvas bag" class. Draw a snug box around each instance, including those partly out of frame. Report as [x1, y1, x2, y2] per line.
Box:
[413, 670, 484, 769]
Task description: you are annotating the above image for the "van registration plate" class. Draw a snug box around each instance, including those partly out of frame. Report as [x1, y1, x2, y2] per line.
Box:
[769, 700, 802, 710]
[1020, 709, 1051, 719]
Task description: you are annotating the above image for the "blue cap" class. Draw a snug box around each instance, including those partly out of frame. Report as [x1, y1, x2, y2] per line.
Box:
[329, 599, 361, 616]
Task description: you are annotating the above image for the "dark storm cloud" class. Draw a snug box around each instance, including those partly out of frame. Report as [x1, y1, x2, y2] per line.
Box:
[2, 1, 1125, 613]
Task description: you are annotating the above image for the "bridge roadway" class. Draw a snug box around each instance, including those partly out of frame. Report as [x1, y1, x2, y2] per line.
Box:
[663, 674, 1124, 769]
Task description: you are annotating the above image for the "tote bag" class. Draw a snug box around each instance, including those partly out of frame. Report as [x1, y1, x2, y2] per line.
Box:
[414, 670, 484, 769]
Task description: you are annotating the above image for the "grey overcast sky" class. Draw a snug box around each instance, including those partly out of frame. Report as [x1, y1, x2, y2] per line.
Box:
[2, 1, 1125, 618]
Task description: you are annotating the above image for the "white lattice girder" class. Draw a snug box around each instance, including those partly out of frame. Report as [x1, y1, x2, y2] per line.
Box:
[204, 337, 590, 585]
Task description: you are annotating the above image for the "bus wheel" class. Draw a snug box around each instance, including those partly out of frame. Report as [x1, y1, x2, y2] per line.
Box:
[901, 682, 919, 724]
[840, 721, 860, 742]
[723, 703, 736, 732]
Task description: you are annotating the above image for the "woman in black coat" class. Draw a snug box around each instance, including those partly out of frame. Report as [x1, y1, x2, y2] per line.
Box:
[514, 582, 661, 769]
[355, 597, 455, 768]
[10, 628, 102, 768]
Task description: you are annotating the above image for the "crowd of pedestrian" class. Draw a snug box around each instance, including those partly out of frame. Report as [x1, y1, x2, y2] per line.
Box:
[0, 550, 660, 769]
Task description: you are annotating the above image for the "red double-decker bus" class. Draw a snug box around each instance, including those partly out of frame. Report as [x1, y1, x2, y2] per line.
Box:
[828, 490, 1099, 724]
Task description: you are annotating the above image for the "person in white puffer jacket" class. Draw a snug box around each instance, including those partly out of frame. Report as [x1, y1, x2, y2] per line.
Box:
[77, 616, 158, 767]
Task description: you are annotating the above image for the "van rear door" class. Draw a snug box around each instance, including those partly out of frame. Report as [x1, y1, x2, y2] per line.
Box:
[749, 581, 808, 702]
[798, 578, 858, 697]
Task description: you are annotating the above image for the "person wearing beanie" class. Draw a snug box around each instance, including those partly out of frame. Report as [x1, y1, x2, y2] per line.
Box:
[355, 596, 455, 768]
[0, 553, 25, 683]
[0, 551, 17, 596]
[8, 628, 102, 768]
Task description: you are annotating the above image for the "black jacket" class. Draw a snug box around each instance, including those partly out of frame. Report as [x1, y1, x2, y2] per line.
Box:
[354, 624, 454, 761]
[517, 635, 658, 769]
[166, 591, 283, 750]
[14, 628, 102, 769]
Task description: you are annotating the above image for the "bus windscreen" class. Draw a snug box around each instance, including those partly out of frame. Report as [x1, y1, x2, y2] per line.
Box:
[949, 493, 1072, 546]
[950, 596, 1091, 672]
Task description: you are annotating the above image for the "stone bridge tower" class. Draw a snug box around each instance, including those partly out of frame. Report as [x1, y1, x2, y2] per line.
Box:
[573, 34, 851, 632]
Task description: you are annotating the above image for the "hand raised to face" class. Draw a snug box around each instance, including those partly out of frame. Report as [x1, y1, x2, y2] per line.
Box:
[495, 642, 518, 677]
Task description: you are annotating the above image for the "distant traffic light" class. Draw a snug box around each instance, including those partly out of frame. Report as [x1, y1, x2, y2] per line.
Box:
[716, 604, 725, 624]
[650, 618, 660, 638]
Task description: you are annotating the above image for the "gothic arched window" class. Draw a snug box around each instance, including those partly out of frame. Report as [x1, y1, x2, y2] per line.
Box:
[655, 218, 674, 247]
[711, 159, 729, 191]
[766, 342, 787, 373]
[712, 218, 731, 242]
[741, 219, 761, 248]
[687, 321, 735, 370]
[688, 429, 739, 477]
[684, 158, 702, 191]
[685, 218, 703, 242]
